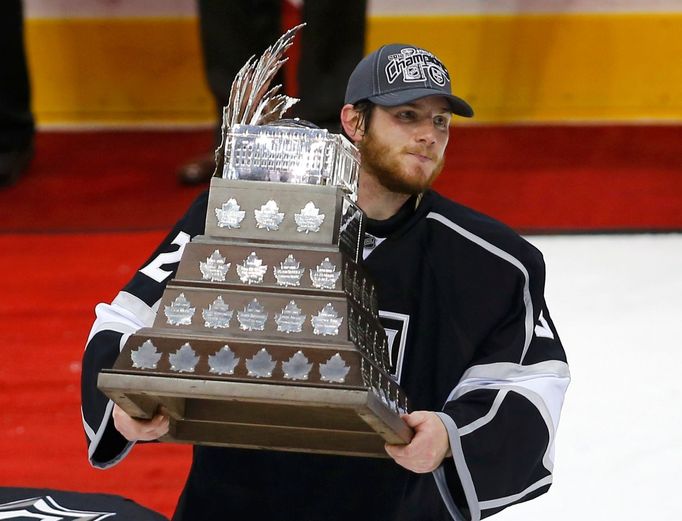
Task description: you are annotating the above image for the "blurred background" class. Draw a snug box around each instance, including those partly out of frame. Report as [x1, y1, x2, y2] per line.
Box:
[1, 0, 680, 519]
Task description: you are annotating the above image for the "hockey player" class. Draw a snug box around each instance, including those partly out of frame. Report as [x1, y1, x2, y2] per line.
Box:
[81, 43, 569, 520]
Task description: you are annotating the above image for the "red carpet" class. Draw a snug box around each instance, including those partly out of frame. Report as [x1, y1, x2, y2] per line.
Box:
[0, 130, 211, 233]
[0, 126, 680, 233]
[0, 232, 190, 518]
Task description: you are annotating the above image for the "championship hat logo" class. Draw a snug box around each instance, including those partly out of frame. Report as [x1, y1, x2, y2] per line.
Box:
[384, 48, 450, 86]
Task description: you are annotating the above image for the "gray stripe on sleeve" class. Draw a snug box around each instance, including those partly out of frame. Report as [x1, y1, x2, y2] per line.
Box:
[433, 412, 481, 521]
[458, 360, 570, 386]
[85, 399, 136, 469]
[479, 475, 553, 511]
[458, 389, 509, 436]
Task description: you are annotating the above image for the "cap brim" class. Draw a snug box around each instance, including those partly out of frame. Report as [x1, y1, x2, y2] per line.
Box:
[368, 88, 474, 118]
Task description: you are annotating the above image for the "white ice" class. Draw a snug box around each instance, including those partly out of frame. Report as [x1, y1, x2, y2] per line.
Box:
[494, 233, 682, 521]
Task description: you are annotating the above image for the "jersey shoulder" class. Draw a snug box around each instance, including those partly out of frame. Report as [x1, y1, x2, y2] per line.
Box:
[422, 191, 544, 267]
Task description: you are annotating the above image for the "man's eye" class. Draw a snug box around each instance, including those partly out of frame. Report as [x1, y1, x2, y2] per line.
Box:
[397, 111, 415, 120]
[434, 116, 449, 128]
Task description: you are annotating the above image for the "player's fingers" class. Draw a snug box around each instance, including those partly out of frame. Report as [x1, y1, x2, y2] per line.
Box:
[149, 412, 168, 428]
[113, 405, 168, 441]
[402, 411, 437, 430]
[151, 415, 170, 437]
[139, 414, 169, 438]
[384, 443, 402, 459]
[385, 443, 437, 474]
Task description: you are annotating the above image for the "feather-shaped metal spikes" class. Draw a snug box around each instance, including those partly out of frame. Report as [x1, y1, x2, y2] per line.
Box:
[223, 23, 304, 127]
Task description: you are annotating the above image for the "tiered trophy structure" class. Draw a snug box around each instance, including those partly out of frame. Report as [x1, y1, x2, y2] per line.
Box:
[98, 121, 413, 457]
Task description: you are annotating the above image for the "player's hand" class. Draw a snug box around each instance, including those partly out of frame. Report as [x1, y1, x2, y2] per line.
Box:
[384, 411, 451, 473]
[112, 404, 169, 441]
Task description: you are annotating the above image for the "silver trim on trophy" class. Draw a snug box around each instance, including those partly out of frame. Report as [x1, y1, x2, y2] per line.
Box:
[222, 124, 360, 197]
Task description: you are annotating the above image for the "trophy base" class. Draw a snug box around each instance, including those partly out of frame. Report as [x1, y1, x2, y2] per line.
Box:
[97, 371, 413, 458]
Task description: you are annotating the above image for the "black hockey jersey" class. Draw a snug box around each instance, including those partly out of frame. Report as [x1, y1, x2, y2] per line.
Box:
[81, 189, 569, 521]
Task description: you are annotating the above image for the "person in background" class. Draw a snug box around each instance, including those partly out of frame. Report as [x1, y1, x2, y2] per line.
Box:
[0, 0, 34, 187]
[178, 0, 367, 185]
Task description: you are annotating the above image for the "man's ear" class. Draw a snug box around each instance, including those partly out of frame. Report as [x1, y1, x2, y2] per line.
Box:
[340, 104, 364, 143]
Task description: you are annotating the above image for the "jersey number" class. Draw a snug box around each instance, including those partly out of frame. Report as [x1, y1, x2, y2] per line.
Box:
[139, 232, 190, 283]
[534, 310, 555, 340]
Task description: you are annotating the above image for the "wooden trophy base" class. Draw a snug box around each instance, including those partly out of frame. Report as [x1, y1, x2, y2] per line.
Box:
[98, 371, 413, 458]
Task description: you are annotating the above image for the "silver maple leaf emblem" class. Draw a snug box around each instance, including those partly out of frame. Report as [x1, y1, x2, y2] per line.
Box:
[294, 201, 325, 233]
[164, 293, 195, 326]
[311, 303, 343, 336]
[319, 353, 350, 383]
[215, 198, 246, 229]
[131, 340, 162, 369]
[200, 249, 230, 282]
[254, 200, 284, 231]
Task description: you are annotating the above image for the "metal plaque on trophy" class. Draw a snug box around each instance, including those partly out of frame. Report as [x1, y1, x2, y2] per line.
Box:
[97, 27, 413, 457]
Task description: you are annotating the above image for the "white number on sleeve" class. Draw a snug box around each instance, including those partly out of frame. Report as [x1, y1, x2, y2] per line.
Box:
[139, 232, 190, 283]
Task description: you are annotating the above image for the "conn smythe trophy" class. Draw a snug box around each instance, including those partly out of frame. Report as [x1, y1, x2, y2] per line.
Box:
[97, 26, 413, 457]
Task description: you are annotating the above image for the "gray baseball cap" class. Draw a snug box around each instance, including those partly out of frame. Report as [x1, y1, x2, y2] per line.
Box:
[344, 43, 474, 118]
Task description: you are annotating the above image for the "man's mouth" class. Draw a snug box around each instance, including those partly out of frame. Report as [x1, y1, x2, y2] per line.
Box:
[407, 151, 434, 163]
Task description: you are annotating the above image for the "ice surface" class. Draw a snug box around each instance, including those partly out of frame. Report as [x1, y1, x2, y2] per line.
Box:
[494, 233, 682, 520]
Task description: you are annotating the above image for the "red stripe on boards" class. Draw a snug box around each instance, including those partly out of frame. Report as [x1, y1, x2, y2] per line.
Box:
[1, 126, 679, 234]
[435, 125, 682, 232]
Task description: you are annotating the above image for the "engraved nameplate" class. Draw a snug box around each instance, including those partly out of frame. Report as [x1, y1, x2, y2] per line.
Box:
[165, 293, 195, 326]
[237, 299, 268, 331]
[310, 258, 341, 290]
[275, 301, 306, 333]
[295, 201, 325, 233]
[311, 303, 343, 336]
[216, 198, 246, 229]
[203, 296, 233, 329]
[273, 254, 305, 287]
[200, 250, 230, 282]
[255, 200, 284, 231]
[236, 252, 268, 284]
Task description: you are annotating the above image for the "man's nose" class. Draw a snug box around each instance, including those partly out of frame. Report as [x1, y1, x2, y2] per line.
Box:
[415, 120, 438, 145]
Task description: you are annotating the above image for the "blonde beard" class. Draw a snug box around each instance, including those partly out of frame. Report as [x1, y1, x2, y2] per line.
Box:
[358, 130, 445, 195]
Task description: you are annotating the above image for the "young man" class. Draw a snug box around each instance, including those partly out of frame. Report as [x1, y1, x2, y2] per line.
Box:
[82, 44, 569, 520]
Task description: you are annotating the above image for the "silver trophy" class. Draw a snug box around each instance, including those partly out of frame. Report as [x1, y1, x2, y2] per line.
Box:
[98, 26, 412, 457]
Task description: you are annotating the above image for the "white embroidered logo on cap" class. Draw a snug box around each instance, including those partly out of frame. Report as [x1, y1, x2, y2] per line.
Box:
[385, 48, 449, 86]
